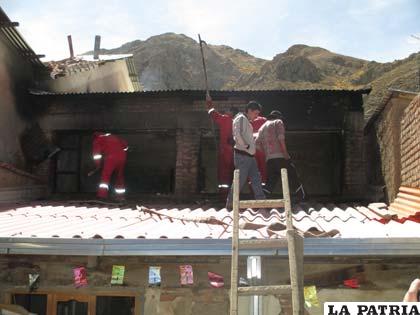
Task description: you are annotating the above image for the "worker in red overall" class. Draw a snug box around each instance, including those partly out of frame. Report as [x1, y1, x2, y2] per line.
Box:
[206, 94, 238, 196]
[251, 115, 267, 185]
[90, 132, 128, 200]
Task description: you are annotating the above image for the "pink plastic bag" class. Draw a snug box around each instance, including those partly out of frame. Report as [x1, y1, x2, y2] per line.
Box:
[180, 265, 194, 285]
[73, 267, 88, 288]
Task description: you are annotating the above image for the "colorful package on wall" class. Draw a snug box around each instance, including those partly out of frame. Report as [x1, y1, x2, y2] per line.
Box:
[179, 265, 194, 285]
[208, 271, 224, 288]
[149, 266, 161, 286]
[343, 278, 359, 288]
[73, 267, 88, 288]
[28, 273, 40, 291]
[111, 265, 125, 285]
[304, 285, 319, 307]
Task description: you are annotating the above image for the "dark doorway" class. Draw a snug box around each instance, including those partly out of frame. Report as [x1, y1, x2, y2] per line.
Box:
[55, 131, 176, 194]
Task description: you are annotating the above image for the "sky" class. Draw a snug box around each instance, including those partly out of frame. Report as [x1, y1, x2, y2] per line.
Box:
[1, 0, 419, 62]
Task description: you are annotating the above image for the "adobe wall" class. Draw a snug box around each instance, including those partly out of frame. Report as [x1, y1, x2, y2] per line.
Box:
[374, 96, 413, 202]
[400, 95, 419, 188]
[1, 254, 420, 315]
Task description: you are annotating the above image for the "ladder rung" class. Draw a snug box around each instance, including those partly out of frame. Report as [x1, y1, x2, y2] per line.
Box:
[239, 239, 288, 249]
[239, 199, 284, 209]
[238, 285, 292, 296]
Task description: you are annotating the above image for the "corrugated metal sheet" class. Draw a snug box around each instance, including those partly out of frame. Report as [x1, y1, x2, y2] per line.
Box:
[0, 201, 419, 240]
[0, 200, 420, 256]
[0, 7, 46, 68]
[364, 89, 418, 131]
[28, 88, 372, 97]
[1, 237, 420, 256]
[79, 54, 133, 61]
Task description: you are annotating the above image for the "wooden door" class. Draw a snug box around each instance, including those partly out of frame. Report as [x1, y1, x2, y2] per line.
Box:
[52, 294, 95, 315]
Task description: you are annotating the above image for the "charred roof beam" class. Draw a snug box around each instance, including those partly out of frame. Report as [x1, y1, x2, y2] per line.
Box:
[0, 21, 19, 27]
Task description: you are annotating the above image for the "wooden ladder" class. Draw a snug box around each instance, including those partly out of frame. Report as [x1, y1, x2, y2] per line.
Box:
[229, 168, 304, 315]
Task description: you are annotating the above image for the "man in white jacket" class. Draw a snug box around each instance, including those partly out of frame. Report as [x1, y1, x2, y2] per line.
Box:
[226, 101, 266, 209]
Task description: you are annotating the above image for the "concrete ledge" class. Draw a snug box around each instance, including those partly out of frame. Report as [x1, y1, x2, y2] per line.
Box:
[0, 185, 47, 203]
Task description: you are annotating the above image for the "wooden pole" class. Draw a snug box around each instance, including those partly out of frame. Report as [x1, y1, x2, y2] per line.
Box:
[198, 34, 209, 93]
[282, 168, 304, 315]
[281, 168, 293, 231]
[230, 169, 240, 315]
[198, 34, 218, 190]
[67, 35, 74, 58]
[287, 230, 304, 315]
[93, 35, 101, 60]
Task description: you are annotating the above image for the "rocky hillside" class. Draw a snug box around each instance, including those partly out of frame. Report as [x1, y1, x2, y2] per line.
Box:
[86, 33, 419, 119]
[88, 33, 265, 91]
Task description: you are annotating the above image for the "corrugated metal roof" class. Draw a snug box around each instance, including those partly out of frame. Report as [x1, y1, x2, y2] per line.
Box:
[364, 89, 418, 131]
[2, 237, 420, 257]
[79, 54, 133, 61]
[0, 7, 46, 68]
[29, 88, 372, 97]
[0, 201, 419, 240]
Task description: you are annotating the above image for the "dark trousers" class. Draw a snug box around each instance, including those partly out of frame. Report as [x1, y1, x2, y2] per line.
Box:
[265, 158, 301, 193]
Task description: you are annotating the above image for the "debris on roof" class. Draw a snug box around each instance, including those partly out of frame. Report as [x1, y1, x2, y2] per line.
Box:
[0, 201, 419, 240]
[47, 57, 99, 79]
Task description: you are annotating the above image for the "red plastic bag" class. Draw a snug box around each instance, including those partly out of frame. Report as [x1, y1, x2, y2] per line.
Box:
[343, 278, 359, 288]
[208, 272, 224, 288]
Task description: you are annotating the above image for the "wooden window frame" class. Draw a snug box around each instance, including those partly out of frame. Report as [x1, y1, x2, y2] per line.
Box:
[6, 289, 141, 315]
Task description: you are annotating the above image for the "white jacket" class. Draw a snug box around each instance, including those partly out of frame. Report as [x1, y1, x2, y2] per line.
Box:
[233, 113, 256, 155]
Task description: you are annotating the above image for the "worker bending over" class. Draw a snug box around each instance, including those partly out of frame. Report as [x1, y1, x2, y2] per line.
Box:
[90, 132, 128, 200]
[256, 110, 305, 200]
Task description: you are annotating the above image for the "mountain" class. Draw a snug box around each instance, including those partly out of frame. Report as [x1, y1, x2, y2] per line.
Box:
[87, 33, 265, 91]
[84, 33, 419, 119]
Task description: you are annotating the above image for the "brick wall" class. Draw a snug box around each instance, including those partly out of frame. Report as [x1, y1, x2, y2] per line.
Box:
[343, 111, 366, 198]
[175, 129, 201, 195]
[375, 97, 411, 202]
[401, 95, 420, 188]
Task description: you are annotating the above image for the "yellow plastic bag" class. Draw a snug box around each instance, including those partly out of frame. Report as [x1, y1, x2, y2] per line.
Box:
[304, 285, 319, 308]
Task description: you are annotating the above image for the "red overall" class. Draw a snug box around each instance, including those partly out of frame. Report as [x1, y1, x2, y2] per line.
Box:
[251, 116, 267, 184]
[92, 133, 128, 198]
[209, 108, 234, 194]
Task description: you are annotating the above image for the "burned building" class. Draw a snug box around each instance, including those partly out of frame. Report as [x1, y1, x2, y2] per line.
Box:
[2, 6, 420, 315]
[30, 88, 370, 200]
[0, 6, 49, 202]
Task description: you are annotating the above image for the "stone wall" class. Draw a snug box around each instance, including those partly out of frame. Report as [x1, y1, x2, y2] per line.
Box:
[400, 95, 419, 188]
